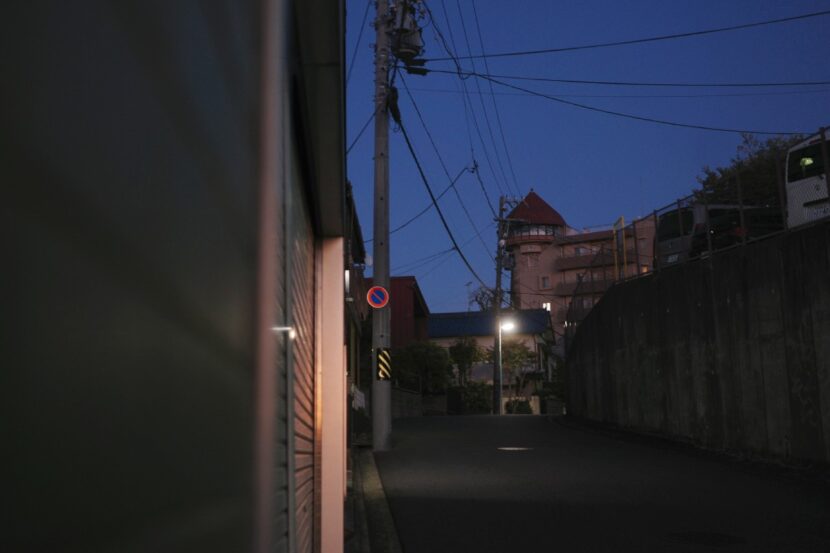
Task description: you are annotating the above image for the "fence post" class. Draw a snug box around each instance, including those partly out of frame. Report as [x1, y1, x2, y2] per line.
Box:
[775, 154, 786, 228]
[652, 210, 659, 271]
[632, 218, 640, 276]
[703, 185, 713, 257]
[820, 127, 829, 210]
[736, 167, 746, 246]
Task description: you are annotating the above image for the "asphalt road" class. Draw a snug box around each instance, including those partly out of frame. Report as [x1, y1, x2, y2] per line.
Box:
[374, 416, 830, 553]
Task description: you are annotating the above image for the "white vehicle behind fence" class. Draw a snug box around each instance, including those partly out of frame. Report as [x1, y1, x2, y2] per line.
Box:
[786, 128, 829, 228]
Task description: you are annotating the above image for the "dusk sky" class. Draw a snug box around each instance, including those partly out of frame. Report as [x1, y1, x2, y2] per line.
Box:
[345, 0, 830, 313]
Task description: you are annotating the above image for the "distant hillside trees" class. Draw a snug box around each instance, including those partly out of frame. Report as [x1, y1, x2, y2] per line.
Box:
[695, 133, 804, 207]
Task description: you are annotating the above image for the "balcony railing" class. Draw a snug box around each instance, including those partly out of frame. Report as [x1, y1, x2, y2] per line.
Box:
[554, 248, 639, 271]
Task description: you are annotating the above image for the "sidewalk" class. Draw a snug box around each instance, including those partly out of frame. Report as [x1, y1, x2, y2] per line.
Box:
[345, 447, 402, 553]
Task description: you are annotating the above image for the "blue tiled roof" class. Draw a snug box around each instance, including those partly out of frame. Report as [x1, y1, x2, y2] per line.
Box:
[428, 309, 551, 338]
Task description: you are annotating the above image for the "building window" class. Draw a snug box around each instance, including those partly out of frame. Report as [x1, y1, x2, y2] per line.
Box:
[540, 275, 550, 289]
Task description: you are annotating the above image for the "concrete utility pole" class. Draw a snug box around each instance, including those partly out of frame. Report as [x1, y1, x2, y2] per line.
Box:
[372, 0, 392, 451]
[492, 196, 506, 415]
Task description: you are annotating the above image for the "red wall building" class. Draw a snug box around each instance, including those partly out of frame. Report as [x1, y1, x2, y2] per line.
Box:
[390, 276, 430, 350]
[368, 275, 430, 350]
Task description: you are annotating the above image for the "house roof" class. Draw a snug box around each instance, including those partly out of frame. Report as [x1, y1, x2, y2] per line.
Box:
[428, 309, 551, 338]
[508, 190, 566, 227]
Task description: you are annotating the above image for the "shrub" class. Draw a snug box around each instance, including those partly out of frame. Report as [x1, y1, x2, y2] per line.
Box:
[462, 382, 492, 414]
[505, 399, 532, 414]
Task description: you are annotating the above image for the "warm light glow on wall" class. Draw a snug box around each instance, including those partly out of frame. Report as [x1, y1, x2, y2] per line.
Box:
[271, 326, 297, 340]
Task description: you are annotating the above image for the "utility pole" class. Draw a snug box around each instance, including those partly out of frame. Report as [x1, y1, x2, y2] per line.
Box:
[372, 0, 392, 451]
[492, 196, 506, 415]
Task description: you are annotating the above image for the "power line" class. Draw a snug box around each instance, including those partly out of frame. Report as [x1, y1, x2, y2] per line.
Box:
[410, 66, 830, 88]
[398, 72, 495, 259]
[346, 0, 373, 86]
[470, 0, 522, 197]
[393, 246, 455, 273]
[453, 0, 516, 197]
[425, 9, 830, 61]
[479, 73, 806, 135]
[394, 106, 490, 288]
[346, 109, 376, 154]
[427, 0, 509, 197]
[365, 166, 471, 243]
[404, 85, 830, 99]
[416, 222, 495, 281]
[472, 161, 497, 218]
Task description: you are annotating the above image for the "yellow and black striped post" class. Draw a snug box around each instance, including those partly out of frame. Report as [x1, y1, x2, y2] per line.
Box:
[376, 347, 391, 381]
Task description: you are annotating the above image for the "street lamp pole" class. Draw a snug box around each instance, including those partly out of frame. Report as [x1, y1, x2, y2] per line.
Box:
[497, 322, 503, 415]
[497, 319, 515, 415]
[492, 196, 506, 415]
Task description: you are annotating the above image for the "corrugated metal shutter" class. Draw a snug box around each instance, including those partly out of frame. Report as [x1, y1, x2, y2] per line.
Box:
[272, 175, 289, 552]
[289, 157, 316, 553]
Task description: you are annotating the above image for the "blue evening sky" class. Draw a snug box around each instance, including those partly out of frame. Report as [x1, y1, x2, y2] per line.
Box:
[345, 0, 830, 313]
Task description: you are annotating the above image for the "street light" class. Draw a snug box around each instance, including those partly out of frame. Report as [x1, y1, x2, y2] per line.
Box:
[497, 318, 516, 415]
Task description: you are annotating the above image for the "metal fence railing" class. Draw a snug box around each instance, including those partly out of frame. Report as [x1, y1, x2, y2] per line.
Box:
[563, 154, 790, 342]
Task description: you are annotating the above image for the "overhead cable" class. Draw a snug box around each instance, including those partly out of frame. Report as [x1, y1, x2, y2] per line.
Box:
[470, 0, 522, 196]
[346, 109, 376, 154]
[428, 0, 510, 197]
[404, 86, 830, 98]
[393, 247, 456, 273]
[409, 67, 830, 88]
[346, 0, 373, 85]
[393, 106, 490, 288]
[417, 222, 496, 281]
[453, 0, 517, 196]
[479, 73, 806, 135]
[399, 72, 496, 259]
[425, 9, 830, 61]
[365, 166, 471, 244]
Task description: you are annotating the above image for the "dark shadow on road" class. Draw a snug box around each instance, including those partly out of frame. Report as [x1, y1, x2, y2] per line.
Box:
[375, 416, 830, 553]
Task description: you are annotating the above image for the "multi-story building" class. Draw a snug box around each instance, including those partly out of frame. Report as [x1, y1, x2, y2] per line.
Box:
[506, 190, 656, 346]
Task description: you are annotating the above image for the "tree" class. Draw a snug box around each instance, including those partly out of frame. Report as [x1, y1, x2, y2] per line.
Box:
[392, 341, 453, 394]
[695, 133, 804, 206]
[488, 340, 536, 410]
[469, 285, 497, 311]
[448, 336, 481, 387]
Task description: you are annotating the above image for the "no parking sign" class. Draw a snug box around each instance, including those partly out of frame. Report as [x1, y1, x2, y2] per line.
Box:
[366, 285, 390, 309]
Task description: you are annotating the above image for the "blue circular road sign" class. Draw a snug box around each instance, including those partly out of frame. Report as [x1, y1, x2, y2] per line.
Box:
[367, 286, 390, 309]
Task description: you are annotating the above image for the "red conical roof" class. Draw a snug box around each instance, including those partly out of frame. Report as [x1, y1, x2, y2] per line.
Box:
[507, 190, 566, 226]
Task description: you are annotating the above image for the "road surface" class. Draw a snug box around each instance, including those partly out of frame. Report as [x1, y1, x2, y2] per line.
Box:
[375, 416, 830, 553]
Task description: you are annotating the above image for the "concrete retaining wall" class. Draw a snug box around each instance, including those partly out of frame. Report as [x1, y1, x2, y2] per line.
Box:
[567, 221, 830, 463]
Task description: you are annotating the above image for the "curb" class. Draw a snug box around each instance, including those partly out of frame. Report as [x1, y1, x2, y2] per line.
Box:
[357, 448, 403, 553]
